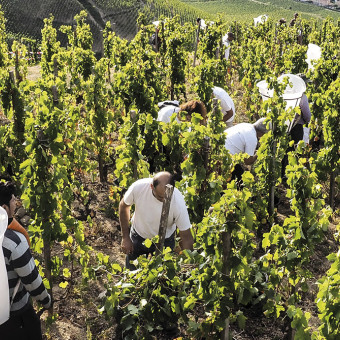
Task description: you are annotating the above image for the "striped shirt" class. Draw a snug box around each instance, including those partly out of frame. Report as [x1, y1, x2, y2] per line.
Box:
[2, 228, 51, 315]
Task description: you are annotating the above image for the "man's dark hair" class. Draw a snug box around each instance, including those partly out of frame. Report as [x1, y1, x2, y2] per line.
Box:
[153, 173, 175, 188]
[0, 182, 15, 207]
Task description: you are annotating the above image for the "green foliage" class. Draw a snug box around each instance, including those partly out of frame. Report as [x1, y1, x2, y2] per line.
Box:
[41, 15, 60, 78]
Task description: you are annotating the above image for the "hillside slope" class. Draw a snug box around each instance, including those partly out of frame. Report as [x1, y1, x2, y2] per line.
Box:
[0, 0, 207, 53]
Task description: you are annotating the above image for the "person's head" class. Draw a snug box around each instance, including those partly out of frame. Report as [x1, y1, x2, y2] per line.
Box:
[151, 172, 175, 202]
[253, 118, 270, 139]
[0, 182, 16, 218]
[227, 32, 235, 42]
[179, 100, 207, 124]
[279, 18, 286, 25]
[294, 13, 299, 19]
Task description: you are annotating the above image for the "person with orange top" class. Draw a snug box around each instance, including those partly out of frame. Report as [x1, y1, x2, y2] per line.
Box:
[0, 181, 51, 340]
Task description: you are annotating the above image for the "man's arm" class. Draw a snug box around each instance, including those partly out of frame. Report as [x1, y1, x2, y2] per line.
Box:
[223, 109, 234, 123]
[178, 229, 194, 251]
[11, 236, 51, 309]
[119, 199, 134, 254]
[244, 154, 257, 165]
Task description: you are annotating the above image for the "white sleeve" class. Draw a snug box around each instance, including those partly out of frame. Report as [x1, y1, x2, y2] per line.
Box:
[174, 191, 191, 231]
[244, 134, 257, 156]
[123, 183, 136, 206]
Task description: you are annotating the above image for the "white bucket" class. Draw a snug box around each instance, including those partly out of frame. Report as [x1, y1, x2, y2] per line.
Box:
[0, 206, 10, 325]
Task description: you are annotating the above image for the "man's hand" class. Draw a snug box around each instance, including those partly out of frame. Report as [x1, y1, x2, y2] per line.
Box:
[121, 236, 134, 254]
[179, 229, 194, 251]
[223, 109, 234, 123]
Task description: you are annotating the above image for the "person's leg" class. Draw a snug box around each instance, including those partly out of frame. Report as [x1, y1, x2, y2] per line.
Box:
[125, 229, 155, 270]
[163, 232, 175, 250]
[0, 314, 27, 340]
[231, 163, 244, 189]
[290, 124, 303, 144]
[21, 304, 43, 340]
[0, 304, 41, 340]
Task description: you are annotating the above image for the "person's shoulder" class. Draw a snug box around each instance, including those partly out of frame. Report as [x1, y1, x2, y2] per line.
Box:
[227, 122, 249, 132]
[132, 178, 152, 189]
[3, 229, 26, 250]
[4, 229, 21, 244]
[173, 187, 186, 204]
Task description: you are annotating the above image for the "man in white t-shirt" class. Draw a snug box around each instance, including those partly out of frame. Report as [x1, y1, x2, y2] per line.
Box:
[222, 32, 234, 61]
[119, 172, 194, 269]
[212, 86, 236, 127]
[225, 118, 269, 185]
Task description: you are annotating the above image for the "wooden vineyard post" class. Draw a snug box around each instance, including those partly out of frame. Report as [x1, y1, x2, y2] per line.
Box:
[130, 110, 138, 180]
[193, 19, 201, 67]
[155, 26, 159, 53]
[269, 122, 276, 216]
[329, 165, 336, 211]
[156, 184, 174, 256]
[203, 136, 210, 171]
[51, 85, 58, 106]
[43, 230, 53, 316]
[53, 57, 58, 79]
[9, 70, 15, 85]
[15, 50, 22, 84]
[221, 228, 232, 340]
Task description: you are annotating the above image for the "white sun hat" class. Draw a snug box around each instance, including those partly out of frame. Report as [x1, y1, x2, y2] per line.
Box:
[306, 43, 322, 71]
[257, 74, 306, 132]
[257, 73, 306, 108]
[0, 206, 10, 325]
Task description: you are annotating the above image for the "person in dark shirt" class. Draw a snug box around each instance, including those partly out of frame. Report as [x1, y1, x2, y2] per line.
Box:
[0, 182, 51, 340]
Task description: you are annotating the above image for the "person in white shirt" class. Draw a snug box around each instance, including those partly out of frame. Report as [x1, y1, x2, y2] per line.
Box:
[212, 86, 236, 127]
[119, 172, 194, 269]
[222, 32, 234, 61]
[157, 100, 207, 125]
[225, 118, 269, 185]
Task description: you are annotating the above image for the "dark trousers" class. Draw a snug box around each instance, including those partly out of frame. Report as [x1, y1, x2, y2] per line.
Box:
[126, 228, 175, 270]
[0, 304, 42, 340]
[231, 163, 244, 189]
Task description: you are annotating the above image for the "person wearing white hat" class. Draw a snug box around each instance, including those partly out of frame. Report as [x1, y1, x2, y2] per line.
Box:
[224, 118, 269, 186]
[0, 182, 51, 339]
[212, 86, 236, 127]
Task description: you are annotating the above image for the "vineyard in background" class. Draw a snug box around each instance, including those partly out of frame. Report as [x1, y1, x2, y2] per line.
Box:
[0, 3, 340, 340]
[1, 0, 340, 55]
[182, 0, 340, 23]
[0, 0, 207, 54]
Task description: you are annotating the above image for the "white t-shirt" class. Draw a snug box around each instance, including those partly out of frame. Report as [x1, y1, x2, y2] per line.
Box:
[224, 123, 258, 156]
[222, 34, 231, 61]
[212, 86, 235, 127]
[123, 178, 191, 239]
[157, 105, 180, 123]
